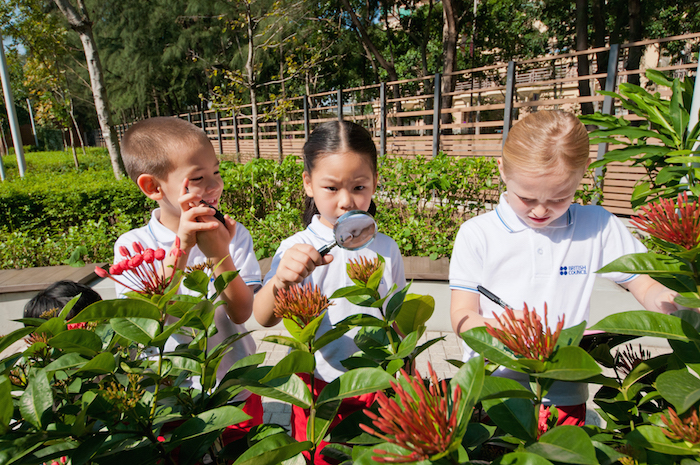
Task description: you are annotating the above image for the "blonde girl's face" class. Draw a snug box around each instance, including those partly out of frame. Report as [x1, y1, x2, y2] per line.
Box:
[303, 151, 377, 229]
[499, 159, 584, 229]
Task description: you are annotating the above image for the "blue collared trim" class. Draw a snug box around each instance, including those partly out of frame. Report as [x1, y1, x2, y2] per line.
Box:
[307, 225, 324, 240]
[449, 284, 480, 293]
[495, 207, 513, 233]
[245, 279, 263, 285]
[615, 274, 638, 284]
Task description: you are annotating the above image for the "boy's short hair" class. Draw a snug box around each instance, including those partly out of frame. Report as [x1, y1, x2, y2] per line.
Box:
[502, 110, 590, 176]
[24, 280, 102, 320]
[121, 117, 212, 182]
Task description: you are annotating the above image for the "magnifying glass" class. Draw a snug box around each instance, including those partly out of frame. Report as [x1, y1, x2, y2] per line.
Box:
[318, 210, 378, 256]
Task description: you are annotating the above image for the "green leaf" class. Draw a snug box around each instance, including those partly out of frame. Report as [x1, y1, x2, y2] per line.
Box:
[384, 283, 410, 322]
[479, 376, 536, 401]
[366, 256, 386, 291]
[232, 434, 311, 465]
[0, 376, 12, 434]
[261, 351, 315, 383]
[482, 396, 537, 441]
[240, 370, 313, 408]
[526, 425, 598, 464]
[316, 368, 394, 407]
[461, 327, 522, 371]
[165, 355, 205, 374]
[533, 346, 602, 381]
[76, 352, 116, 374]
[68, 245, 89, 267]
[590, 311, 700, 342]
[622, 354, 670, 389]
[309, 399, 341, 444]
[493, 452, 554, 465]
[20, 369, 53, 429]
[170, 405, 251, 443]
[298, 311, 326, 345]
[262, 335, 309, 352]
[110, 317, 160, 345]
[213, 270, 239, 297]
[48, 329, 103, 356]
[390, 330, 420, 360]
[451, 355, 484, 424]
[556, 321, 586, 349]
[69, 299, 161, 323]
[394, 293, 435, 335]
[626, 425, 700, 456]
[313, 325, 352, 352]
[596, 253, 694, 276]
[656, 369, 700, 414]
[0, 327, 37, 355]
[183, 269, 210, 295]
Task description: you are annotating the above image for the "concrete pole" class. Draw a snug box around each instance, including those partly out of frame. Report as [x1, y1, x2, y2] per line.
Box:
[0, 34, 26, 177]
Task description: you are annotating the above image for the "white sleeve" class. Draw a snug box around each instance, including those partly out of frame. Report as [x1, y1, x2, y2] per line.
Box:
[449, 220, 484, 294]
[390, 241, 406, 289]
[229, 222, 262, 290]
[599, 211, 647, 284]
[263, 238, 295, 285]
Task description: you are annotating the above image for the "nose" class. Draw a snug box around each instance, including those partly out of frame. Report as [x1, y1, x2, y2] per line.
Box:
[338, 190, 355, 210]
[531, 203, 548, 217]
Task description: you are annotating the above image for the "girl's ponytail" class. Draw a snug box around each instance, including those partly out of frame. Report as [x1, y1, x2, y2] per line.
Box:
[304, 196, 319, 226]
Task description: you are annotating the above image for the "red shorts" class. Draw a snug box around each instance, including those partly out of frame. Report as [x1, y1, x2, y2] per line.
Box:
[291, 373, 377, 465]
[555, 403, 586, 426]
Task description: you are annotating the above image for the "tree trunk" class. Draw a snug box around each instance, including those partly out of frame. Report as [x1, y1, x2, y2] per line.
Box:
[627, 0, 643, 86]
[592, 0, 608, 90]
[52, 0, 125, 179]
[245, 1, 259, 158]
[441, 0, 459, 130]
[576, 0, 594, 115]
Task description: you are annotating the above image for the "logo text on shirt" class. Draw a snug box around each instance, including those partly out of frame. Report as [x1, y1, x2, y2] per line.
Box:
[559, 265, 587, 276]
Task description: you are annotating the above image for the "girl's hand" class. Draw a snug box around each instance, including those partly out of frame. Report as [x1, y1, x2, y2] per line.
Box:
[274, 244, 333, 289]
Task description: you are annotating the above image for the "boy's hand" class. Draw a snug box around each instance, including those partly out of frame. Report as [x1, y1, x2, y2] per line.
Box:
[177, 178, 221, 252]
[197, 213, 237, 260]
[273, 244, 333, 289]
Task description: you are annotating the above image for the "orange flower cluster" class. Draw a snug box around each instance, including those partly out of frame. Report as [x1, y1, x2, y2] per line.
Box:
[661, 406, 700, 444]
[273, 283, 333, 328]
[631, 192, 700, 250]
[347, 256, 382, 285]
[360, 363, 462, 463]
[485, 304, 564, 361]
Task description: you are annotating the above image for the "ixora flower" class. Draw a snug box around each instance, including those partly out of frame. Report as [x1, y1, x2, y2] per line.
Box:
[359, 363, 463, 463]
[94, 238, 184, 296]
[347, 256, 382, 285]
[631, 192, 700, 250]
[661, 406, 700, 444]
[273, 283, 333, 328]
[614, 344, 652, 377]
[485, 303, 564, 361]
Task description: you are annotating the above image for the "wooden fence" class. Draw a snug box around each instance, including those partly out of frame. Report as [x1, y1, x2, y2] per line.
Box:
[101, 33, 700, 216]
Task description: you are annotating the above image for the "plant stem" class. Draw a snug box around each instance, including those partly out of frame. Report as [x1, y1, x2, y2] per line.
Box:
[150, 347, 163, 420]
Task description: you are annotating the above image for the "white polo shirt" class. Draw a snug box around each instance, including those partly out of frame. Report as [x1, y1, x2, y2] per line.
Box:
[265, 215, 406, 382]
[450, 193, 645, 406]
[114, 208, 262, 390]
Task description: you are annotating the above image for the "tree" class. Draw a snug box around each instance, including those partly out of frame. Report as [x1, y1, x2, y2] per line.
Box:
[52, 0, 125, 179]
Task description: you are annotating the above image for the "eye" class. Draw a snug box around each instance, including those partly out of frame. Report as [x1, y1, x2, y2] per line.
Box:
[325, 186, 337, 192]
[355, 185, 366, 191]
[190, 176, 203, 182]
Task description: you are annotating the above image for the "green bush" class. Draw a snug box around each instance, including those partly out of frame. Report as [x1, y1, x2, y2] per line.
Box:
[0, 150, 501, 269]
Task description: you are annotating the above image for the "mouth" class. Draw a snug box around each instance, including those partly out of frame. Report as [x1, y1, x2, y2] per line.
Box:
[528, 216, 550, 225]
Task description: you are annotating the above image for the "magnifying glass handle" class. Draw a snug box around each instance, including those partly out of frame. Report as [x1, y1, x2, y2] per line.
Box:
[477, 285, 513, 311]
[318, 242, 337, 257]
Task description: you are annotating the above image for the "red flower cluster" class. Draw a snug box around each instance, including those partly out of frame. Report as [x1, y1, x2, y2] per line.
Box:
[360, 363, 463, 463]
[661, 406, 700, 444]
[347, 256, 382, 285]
[94, 238, 184, 296]
[485, 304, 564, 361]
[273, 283, 333, 328]
[631, 192, 700, 250]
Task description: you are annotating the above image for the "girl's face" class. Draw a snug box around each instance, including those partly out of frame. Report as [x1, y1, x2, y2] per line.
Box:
[498, 159, 584, 229]
[303, 151, 377, 229]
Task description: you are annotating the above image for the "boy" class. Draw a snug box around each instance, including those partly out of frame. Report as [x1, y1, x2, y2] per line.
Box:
[114, 116, 262, 439]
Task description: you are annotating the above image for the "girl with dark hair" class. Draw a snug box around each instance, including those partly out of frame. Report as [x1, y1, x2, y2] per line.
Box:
[254, 121, 405, 464]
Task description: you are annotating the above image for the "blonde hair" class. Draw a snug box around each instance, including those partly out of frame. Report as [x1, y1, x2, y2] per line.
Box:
[121, 117, 212, 182]
[502, 110, 590, 176]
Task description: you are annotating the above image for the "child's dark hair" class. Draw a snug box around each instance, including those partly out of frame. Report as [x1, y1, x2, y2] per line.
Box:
[302, 121, 378, 225]
[24, 280, 102, 320]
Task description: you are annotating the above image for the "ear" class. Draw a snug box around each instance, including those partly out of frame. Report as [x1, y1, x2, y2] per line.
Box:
[497, 157, 508, 183]
[137, 174, 164, 201]
[302, 171, 314, 198]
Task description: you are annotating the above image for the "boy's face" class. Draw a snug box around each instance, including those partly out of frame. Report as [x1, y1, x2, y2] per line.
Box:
[499, 160, 583, 229]
[158, 141, 223, 219]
